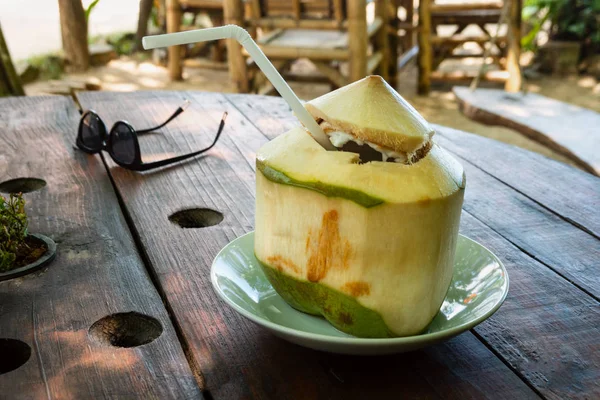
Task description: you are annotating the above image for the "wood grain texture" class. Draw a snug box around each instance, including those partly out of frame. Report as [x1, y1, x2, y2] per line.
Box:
[442, 146, 600, 299]
[432, 124, 600, 239]
[432, 128, 600, 300]
[453, 87, 600, 176]
[459, 212, 600, 400]
[75, 90, 539, 400]
[0, 96, 202, 399]
[228, 93, 600, 399]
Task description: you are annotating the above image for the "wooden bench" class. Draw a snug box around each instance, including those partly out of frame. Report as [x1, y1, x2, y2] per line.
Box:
[454, 87, 600, 176]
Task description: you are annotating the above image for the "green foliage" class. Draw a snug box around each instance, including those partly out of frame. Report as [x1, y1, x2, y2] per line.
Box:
[522, 0, 600, 51]
[27, 53, 65, 80]
[0, 193, 28, 272]
[105, 32, 137, 55]
[85, 0, 101, 22]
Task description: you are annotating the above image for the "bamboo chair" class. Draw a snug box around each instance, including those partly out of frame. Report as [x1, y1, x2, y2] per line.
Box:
[166, 0, 226, 80]
[223, 0, 394, 94]
[417, 0, 521, 94]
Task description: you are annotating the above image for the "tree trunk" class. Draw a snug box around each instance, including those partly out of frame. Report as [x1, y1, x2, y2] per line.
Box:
[135, 0, 154, 52]
[58, 0, 90, 72]
[0, 23, 24, 96]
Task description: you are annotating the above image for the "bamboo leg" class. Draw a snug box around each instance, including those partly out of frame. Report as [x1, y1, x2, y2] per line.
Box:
[224, 0, 249, 93]
[388, 0, 400, 87]
[417, 0, 432, 94]
[374, 0, 390, 81]
[348, 0, 368, 82]
[404, 0, 414, 49]
[334, 0, 344, 26]
[210, 12, 226, 62]
[505, 0, 522, 92]
[166, 0, 183, 81]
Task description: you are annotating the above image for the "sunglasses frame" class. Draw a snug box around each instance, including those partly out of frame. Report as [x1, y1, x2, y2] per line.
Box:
[76, 105, 227, 172]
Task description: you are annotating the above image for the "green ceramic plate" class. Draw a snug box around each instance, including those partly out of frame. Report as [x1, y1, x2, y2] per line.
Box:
[211, 231, 508, 355]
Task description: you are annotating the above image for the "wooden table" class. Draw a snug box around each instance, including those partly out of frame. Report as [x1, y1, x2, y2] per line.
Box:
[0, 92, 598, 399]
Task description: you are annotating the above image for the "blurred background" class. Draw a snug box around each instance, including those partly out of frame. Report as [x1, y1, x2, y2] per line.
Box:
[0, 0, 598, 172]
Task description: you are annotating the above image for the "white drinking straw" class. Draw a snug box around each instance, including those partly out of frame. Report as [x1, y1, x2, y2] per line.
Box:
[143, 25, 335, 150]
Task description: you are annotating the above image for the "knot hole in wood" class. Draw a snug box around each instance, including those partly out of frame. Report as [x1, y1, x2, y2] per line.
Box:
[168, 208, 224, 228]
[0, 338, 31, 375]
[0, 178, 46, 194]
[89, 312, 163, 348]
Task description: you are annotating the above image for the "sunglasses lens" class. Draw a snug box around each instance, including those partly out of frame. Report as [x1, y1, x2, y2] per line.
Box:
[111, 123, 136, 165]
[80, 113, 104, 150]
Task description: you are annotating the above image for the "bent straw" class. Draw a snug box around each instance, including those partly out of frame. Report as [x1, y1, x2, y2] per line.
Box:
[142, 25, 335, 150]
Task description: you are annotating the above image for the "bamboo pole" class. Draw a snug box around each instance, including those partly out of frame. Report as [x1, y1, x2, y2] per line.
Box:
[348, 0, 368, 82]
[374, 0, 390, 81]
[387, 0, 400, 87]
[166, 0, 183, 80]
[293, 0, 302, 20]
[417, 0, 432, 94]
[333, 0, 344, 26]
[430, 2, 503, 12]
[243, 45, 350, 61]
[431, 35, 507, 45]
[403, 0, 414, 49]
[223, 0, 249, 92]
[246, 18, 349, 30]
[246, 0, 261, 37]
[505, 0, 522, 92]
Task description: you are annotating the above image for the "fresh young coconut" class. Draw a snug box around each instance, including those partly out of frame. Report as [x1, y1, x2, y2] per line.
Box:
[254, 76, 465, 338]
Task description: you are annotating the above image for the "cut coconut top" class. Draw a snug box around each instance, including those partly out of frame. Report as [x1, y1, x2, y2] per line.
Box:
[304, 75, 434, 156]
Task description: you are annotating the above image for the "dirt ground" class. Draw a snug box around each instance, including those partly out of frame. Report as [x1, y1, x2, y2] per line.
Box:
[24, 56, 600, 170]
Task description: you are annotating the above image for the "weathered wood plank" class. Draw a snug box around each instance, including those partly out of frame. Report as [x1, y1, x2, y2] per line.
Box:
[449, 152, 600, 299]
[76, 90, 538, 400]
[453, 87, 600, 176]
[459, 211, 600, 400]
[433, 124, 600, 239]
[228, 93, 600, 398]
[0, 96, 202, 399]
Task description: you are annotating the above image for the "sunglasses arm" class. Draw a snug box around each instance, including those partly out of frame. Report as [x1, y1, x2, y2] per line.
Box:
[137, 100, 191, 134]
[134, 114, 226, 171]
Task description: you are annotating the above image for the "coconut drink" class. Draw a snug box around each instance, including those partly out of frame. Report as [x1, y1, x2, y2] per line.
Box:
[141, 27, 465, 339]
[254, 76, 466, 338]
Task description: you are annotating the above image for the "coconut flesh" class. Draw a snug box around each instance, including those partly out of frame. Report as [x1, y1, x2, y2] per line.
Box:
[317, 119, 433, 164]
[254, 75, 465, 338]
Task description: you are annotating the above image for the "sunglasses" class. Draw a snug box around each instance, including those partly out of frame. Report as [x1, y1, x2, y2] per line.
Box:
[76, 100, 227, 171]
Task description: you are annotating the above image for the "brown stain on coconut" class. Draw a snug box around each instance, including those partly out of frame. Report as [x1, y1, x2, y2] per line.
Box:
[341, 281, 371, 297]
[266, 255, 300, 274]
[306, 210, 352, 282]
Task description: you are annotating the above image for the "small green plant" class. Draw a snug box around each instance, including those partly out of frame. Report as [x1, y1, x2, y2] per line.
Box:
[27, 53, 65, 81]
[522, 0, 600, 51]
[0, 193, 29, 272]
